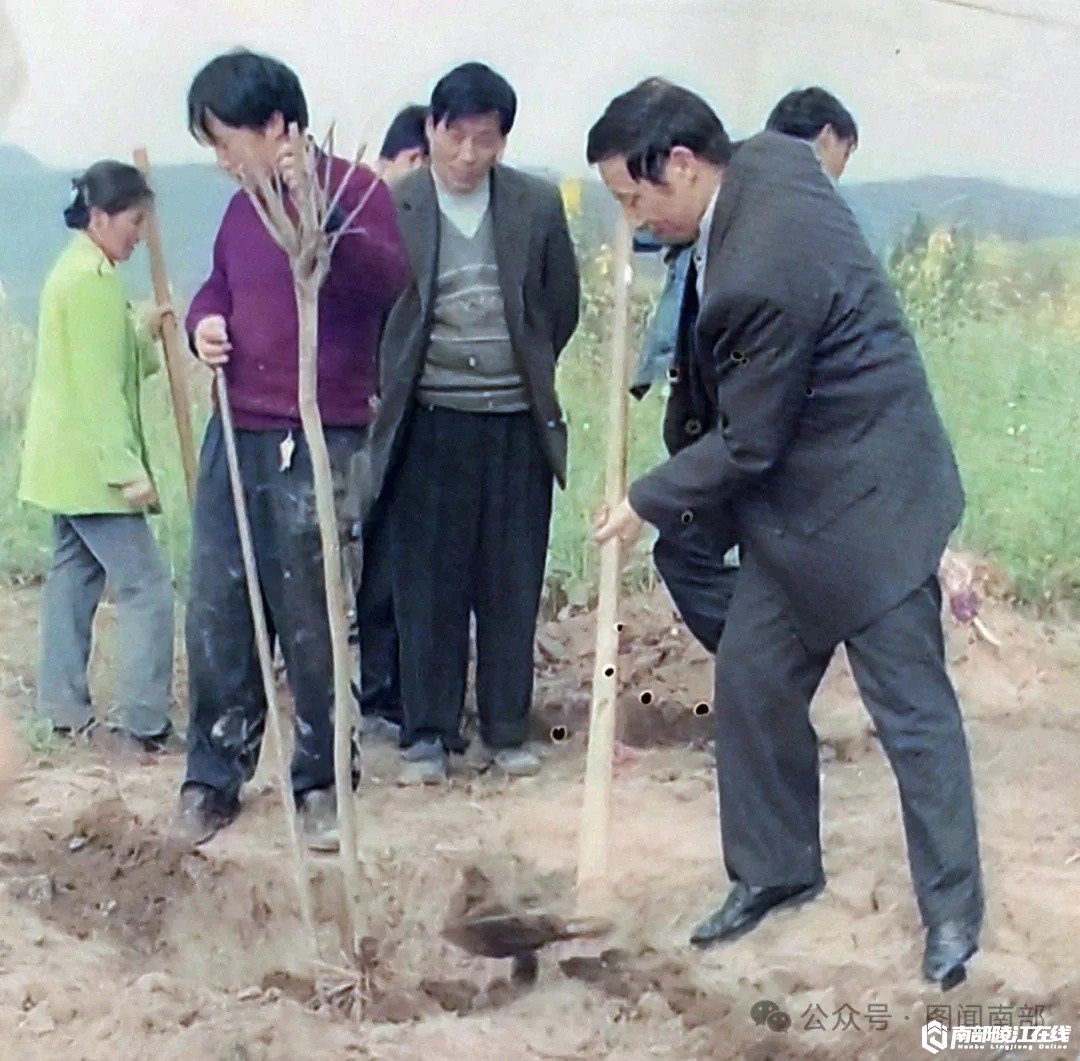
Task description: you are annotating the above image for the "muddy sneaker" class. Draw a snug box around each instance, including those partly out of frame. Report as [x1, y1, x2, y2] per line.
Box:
[94, 725, 186, 756]
[492, 747, 541, 778]
[47, 718, 98, 744]
[170, 783, 235, 847]
[358, 715, 401, 745]
[398, 738, 448, 786]
[297, 788, 341, 854]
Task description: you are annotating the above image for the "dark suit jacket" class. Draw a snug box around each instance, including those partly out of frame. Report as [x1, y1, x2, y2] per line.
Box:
[367, 164, 581, 502]
[629, 131, 964, 652]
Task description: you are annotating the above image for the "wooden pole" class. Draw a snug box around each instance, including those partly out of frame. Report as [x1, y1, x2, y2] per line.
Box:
[132, 146, 199, 504]
[214, 368, 321, 962]
[576, 213, 635, 915]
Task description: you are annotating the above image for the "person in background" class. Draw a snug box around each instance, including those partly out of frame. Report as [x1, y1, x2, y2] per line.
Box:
[628, 227, 691, 400]
[765, 86, 858, 182]
[375, 103, 429, 184]
[174, 49, 409, 849]
[368, 62, 580, 785]
[352, 102, 432, 746]
[19, 161, 176, 751]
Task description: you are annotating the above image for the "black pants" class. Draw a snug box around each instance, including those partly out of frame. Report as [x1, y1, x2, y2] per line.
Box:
[714, 555, 984, 929]
[653, 519, 740, 654]
[184, 416, 365, 809]
[388, 406, 553, 752]
[354, 495, 402, 725]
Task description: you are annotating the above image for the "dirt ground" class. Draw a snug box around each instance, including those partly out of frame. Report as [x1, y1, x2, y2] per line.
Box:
[0, 576, 1078, 1061]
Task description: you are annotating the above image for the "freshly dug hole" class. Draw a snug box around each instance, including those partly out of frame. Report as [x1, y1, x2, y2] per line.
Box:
[533, 691, 715, 748]
[2, 800, 580, 1023]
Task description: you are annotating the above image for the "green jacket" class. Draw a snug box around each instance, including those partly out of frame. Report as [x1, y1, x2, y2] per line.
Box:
[18, 233, 162, 515]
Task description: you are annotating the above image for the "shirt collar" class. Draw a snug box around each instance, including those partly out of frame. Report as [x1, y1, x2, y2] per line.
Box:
[804, 137, 839, 186]
[432, 168, 492, 213]
[694, 176, 723, 264]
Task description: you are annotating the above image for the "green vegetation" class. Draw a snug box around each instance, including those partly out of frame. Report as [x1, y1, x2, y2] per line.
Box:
[1, 223, 1078, 611]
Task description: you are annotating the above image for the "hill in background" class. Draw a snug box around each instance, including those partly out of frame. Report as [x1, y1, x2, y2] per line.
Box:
[3, 143, 1080, 325]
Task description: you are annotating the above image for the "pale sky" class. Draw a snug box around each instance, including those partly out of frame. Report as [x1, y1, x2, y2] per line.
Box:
[3, 0, 1080, 191]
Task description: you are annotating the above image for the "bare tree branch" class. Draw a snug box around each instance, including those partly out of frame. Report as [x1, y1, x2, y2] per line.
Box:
[245, 165, 301, 257]
[313, 123, 340, 212]
[323, 161, 364, 231]
[328, 177, 383, 256]
[241, 188, 293, 254]
[319, 120, 336, 158]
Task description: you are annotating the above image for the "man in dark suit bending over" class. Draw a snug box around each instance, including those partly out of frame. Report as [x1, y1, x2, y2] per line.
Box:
[587, 78, 984, 990]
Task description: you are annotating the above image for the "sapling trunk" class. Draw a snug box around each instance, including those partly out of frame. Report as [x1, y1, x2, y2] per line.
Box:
[294, 279, 365, 953]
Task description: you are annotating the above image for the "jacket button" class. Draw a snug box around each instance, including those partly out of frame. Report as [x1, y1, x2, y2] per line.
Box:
[681, 510, 694, 525]
[467, 356, 478, 368]
[667, 367, 681, 383]
[684, 418, 702, 437]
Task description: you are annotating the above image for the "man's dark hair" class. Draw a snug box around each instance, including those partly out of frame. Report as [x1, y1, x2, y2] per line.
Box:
[586, 78, 732, 182]
[187, 49, 308, 141]
[429, 62, 516, 136]
[379, 104, 429, 160]
[766, 87, 858, 145]
[63, 161, 152, 230]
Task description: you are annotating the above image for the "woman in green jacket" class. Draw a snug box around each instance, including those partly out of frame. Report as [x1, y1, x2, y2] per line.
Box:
[19, 160, 176, 749]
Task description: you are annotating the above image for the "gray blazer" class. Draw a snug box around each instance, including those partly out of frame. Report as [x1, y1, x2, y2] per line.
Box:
[367, 164, 581, 502]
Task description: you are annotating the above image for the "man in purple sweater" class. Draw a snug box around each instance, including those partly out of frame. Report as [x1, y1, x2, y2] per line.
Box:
[172, 49, 409, 849]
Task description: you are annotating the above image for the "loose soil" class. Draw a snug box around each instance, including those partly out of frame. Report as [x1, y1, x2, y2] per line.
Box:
[0, 573, 1077, 1060]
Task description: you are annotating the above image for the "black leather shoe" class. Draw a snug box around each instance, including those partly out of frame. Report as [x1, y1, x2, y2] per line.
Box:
[923, 921, 979, 990]
[690, 879, 825, 947]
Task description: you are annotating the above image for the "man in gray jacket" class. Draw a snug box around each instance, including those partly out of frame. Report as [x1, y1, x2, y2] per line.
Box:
[367, 62, 580, 785]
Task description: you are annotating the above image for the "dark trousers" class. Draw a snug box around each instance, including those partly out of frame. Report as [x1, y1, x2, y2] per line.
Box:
[354, 495, 402, 725]
[714, 555, 984, 929]
[389, 405, 553, 752]
[653, 520, 740, 654]
[183, 416, 365, 809]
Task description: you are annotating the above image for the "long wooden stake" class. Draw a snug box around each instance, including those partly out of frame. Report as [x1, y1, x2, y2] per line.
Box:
[576, 214, 635, 915]
[214, 368, 321, 962]
[133, 146, 199, 503]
